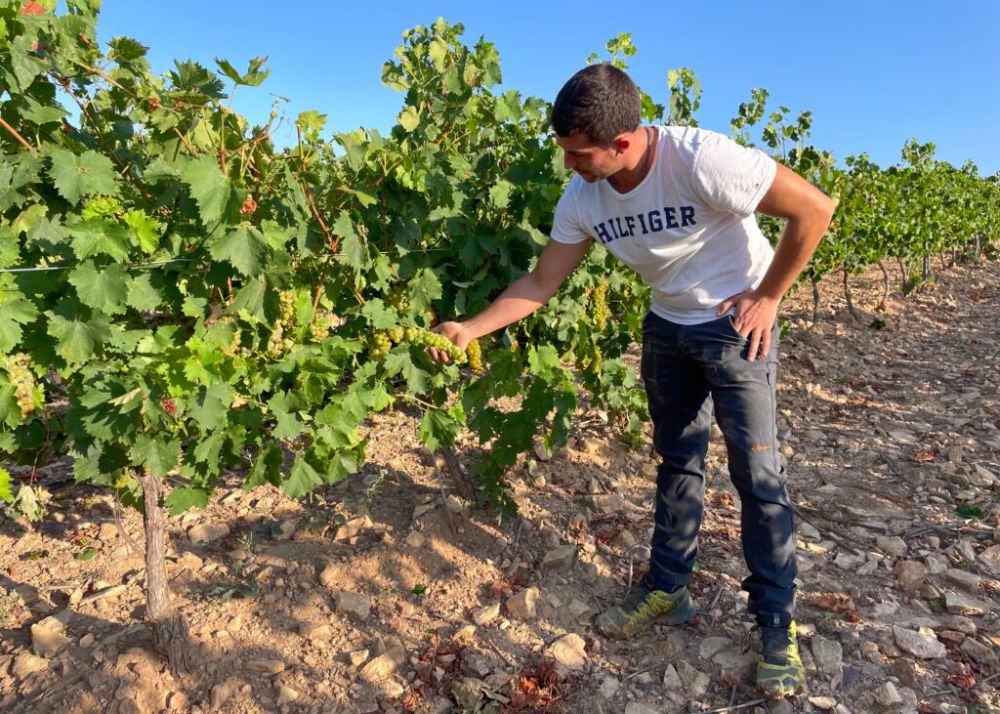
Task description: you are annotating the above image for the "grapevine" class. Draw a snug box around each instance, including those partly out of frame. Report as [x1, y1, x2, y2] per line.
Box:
[0, 0, 996, 676]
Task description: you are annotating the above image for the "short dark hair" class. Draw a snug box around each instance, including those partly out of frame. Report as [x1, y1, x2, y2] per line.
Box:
[550, 64, 642, 146]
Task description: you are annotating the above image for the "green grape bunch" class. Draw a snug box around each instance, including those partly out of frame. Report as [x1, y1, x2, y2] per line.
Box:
[369, 331, 393, 361]
[374, 325, 468, 365]
[4, 353, 41, 418]
[278, 291, 297, 329]
[222, 326, 244, 357]
[466, 338, 483, 372]
[592, 281, 610, 332]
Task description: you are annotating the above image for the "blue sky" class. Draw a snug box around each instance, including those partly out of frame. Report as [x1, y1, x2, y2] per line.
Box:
[94, 1, 1000, 175]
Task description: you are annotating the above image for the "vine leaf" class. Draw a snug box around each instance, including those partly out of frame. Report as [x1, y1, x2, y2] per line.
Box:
[68, 262, 132, 315]
[180, 155, 231, 226]
[209, 225, 268, 276]
[189, 384, 233, 431]
[48, 148, 118, 205]
[165, 486, 211, 516]
[0, 296, 38, 353]
[132, 435, 181, 478]
[46, 309, 111, 364]
[419, 404, 465, 451]
[384, 351, 431, 395]
[284, 452, 322, 499]
[68, 219, 131, 261]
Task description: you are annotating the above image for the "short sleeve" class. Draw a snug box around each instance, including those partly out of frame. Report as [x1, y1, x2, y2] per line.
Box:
[690, 133, 777, 217]
[550, 183, 591, 244]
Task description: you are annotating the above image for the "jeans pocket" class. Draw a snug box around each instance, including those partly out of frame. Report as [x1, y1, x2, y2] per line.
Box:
[725, 315, 747, 341]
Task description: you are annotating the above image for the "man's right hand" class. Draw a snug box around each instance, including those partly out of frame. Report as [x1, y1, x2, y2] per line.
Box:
[429, 321, 472, 363]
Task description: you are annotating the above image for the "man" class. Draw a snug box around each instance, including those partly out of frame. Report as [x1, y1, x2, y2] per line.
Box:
[432, 64, 835, 698]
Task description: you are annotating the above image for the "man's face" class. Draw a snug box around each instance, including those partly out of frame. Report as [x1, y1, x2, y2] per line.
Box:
[556, 132, 623, 183]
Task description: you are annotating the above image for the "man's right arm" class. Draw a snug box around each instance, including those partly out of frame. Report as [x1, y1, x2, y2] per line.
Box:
[431, 237, 593, 362]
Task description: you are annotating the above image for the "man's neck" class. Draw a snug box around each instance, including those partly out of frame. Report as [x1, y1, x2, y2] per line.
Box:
[607, 126, 655, 194]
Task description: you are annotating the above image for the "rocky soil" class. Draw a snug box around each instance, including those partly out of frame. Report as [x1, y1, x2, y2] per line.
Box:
[1, 258, 998, 714]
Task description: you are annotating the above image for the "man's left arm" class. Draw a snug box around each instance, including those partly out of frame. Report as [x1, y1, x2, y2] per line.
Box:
[716, 163, 837, 361]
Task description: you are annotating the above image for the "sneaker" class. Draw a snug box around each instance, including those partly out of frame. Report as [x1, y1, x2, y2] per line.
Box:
[756, 620, 805, 698]
[594, 580, 697, 639]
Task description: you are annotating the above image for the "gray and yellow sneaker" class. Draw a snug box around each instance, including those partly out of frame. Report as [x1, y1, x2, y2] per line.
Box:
[756, 620, 805, 698]
[594, 579, 697, 639]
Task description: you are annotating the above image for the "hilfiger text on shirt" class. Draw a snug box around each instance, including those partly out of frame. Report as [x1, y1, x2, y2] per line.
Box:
[592, 206, 697, 245]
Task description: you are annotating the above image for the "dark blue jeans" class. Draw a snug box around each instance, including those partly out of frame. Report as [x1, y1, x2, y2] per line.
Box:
[641, 311, 796, 627]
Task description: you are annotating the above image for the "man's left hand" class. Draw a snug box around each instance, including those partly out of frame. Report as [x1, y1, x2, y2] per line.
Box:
[716, 289, 779, 362]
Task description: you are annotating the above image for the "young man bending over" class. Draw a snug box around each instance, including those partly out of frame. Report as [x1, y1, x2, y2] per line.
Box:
[432, 64, 835, 698]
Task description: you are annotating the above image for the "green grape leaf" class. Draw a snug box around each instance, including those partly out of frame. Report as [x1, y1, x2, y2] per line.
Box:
[0, 466, 12, 503]
[488, 180, 514, 209]
[0, 295, 39, 353]
[122, 209, 162, 253]
[418, 404, 465, 452]
[68, 262, 132, 315]
[384, 351, 431, 395]
[165, 485, 211, 515]
[361, 299, 397, 330]
[126, 272, 164, 312]
[190, 383, 233, 430]
[334, 212, 366, 272]
[283, 452, 322, 499]
[132, 435, 181, 478]
[246, 443, 282, 488]
[408, 268, 442, 314]
[231, 275, 268, 319]
[68, 219, 131, 261]
[46, 309, 111, 364]
[398, 106, 420, 132]
[180, 155, 231, 226]
[209, 225, 268, 276]
[48, 148, 118, 205]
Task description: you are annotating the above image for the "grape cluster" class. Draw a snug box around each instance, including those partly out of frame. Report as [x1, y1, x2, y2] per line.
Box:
[4, 353, 39, 418]
[592, 281, 610, 331]
[466, 339, 483, 372]
[222, 326, 243, 357]
[406, 326, 467, 364]
[369, 331, 393, 361]
[278, 291, 296, 326]
[368, 325, 469, 365]
[267, 322, 294, 358]
[267, 291, 298, 358]
[308, 313, 330, 343]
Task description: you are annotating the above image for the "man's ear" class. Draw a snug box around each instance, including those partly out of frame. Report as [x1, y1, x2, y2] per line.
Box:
[612, 135, 631, 155]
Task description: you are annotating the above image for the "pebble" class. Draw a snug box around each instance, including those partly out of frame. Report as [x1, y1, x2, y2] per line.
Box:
[811, 636, 844, 674]
[892, 560, 928, 591]
[276, 684, 300, 705]
[472, 603, 501, 626]
[333, 591, 371, 620]
[188, 522, 230, 544]
[540, 545, 577, 571]
[892, 625, 946, 659]
[544, 634, 588, 674]
[505, 587, 540, 621]
[245, 659, 286, 675]
[676, 660, 709, 697]
[945, 591, 992, 616]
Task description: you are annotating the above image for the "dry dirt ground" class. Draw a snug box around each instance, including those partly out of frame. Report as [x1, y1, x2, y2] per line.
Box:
[1, 259, 998, 714]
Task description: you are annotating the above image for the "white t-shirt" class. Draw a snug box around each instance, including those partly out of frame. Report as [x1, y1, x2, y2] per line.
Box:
[551, 126, 777, 325]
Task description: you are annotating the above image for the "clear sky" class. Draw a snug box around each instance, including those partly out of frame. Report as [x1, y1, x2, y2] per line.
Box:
[93, 1, 1000, 175]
